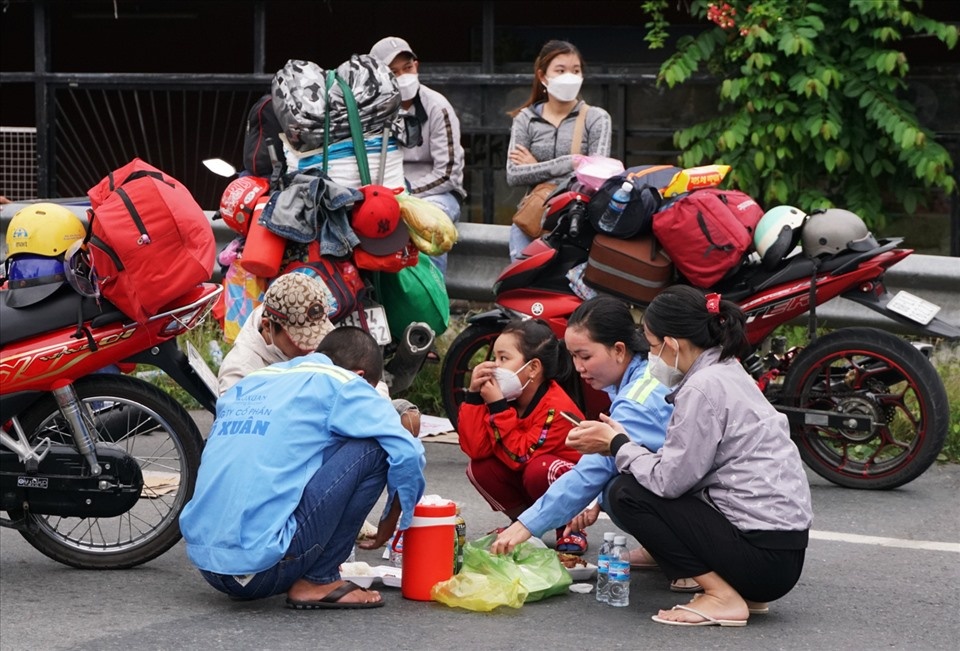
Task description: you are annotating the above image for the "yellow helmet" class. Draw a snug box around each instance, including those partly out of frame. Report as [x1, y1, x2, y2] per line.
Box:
[6, 203, 86, 258]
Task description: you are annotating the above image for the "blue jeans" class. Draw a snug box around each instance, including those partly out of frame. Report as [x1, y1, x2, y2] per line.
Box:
[419, 192, 461, 276]
[508, 224, 535, 262]
[199, 438, 388, 600]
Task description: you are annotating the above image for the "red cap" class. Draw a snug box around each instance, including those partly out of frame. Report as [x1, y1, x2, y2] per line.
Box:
[351, 185, 407, 256]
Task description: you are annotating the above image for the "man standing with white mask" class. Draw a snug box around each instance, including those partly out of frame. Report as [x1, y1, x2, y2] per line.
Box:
[369, 36, 466, 276]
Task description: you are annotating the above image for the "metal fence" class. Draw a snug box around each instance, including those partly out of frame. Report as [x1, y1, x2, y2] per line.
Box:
[0, 127, 38, 202]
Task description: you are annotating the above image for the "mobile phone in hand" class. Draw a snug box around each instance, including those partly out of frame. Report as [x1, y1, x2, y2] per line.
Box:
[560, 411, 582, 426]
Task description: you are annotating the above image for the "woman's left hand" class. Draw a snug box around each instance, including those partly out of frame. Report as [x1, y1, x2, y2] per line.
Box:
[509, 144, 537, 166]
[564, 502, 601, 535]
[565, 414, 626, 455]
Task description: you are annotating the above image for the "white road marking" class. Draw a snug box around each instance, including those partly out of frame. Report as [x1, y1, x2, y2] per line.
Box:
[597, 512, 959, 552]
[809, 530, 959, 553]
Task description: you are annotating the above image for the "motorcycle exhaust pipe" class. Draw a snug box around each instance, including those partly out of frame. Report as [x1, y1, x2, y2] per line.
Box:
[383, 322, 436, 395]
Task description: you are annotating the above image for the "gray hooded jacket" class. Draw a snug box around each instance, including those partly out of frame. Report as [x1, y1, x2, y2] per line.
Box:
[614, 347, 813, 538]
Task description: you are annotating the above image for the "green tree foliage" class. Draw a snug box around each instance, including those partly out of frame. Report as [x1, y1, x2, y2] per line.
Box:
[645, 0, 957, 228]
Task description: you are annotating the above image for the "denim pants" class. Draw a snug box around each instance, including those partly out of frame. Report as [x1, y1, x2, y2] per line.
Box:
[419, 192, 461, 276]
[199, 438, 388, 599]
[508, 224, 535, 262]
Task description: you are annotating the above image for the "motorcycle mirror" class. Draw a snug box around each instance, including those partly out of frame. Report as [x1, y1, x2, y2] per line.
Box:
[202, 158, 237, 178]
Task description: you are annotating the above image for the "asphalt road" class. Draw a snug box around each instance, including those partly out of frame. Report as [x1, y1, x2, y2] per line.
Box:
[1, 416, 958, 651]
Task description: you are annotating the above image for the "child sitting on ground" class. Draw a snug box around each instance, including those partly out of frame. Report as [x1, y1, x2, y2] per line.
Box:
[457, 319, 587, 553]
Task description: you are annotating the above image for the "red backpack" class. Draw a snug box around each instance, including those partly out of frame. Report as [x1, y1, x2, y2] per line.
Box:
[281, 241, 366, 323]
[652, 188, 763, 288]
[86, 158, 215, 322]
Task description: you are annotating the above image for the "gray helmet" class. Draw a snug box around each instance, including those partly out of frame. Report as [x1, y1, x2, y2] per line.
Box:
[801, 208, 878, 258]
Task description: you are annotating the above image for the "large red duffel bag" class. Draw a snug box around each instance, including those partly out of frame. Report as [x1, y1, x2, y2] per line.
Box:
[652, 188, 763, 288]
[86, 158, 215, 322]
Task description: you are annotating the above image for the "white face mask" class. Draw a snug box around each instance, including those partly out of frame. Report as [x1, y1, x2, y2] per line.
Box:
[648, 341, 684, 388]
[396, 73, 420, 101]
[544, 72, 583, 102]
[262, 328, 289, 362]
[493, 360, 532, 401]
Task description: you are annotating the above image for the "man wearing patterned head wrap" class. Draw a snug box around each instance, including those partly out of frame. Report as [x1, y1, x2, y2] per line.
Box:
[216, 271, 421, 438]
[217, 273, 334, 395]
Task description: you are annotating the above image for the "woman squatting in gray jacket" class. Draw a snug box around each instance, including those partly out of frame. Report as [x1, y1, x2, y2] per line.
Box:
[566, 285, 813, 627]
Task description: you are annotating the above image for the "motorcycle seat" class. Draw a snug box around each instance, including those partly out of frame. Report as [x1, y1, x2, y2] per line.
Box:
[0, 285, 126, 348]
[717, 239, 901, 302]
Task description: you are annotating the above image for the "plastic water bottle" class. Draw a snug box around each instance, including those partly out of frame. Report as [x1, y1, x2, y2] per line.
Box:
[389, 531, 404, 567]
[597, 181, 633, 233]
[608, 560, 630, 607]
[611, 534, 629, 563]
[596, 531, 616, 603]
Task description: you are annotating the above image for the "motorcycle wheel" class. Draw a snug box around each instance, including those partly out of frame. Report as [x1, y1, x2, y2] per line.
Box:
[440, 321, 504, 429]
[12, 374, 204, 568]
[782, 327, 949, 490]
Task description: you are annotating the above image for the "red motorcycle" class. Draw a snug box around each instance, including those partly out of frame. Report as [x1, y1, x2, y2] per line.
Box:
[441, 184, 959, 490]
[1, 281, 221, 568]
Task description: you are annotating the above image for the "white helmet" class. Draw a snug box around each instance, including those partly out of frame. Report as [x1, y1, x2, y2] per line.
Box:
[802, 208, 877, 257]
[754, 205, 807, 269]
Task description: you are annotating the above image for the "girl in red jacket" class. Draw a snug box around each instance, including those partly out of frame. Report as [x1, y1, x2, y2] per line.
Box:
[458, 318, 588, 553]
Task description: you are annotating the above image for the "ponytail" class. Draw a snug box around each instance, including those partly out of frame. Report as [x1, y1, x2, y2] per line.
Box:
[644, 285, 750, 361]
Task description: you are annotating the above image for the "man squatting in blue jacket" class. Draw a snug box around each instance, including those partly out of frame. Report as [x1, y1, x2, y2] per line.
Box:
[180, 327, 426, 609]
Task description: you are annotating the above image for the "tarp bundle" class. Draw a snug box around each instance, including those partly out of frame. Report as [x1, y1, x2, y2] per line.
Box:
[271, 55, 401, 153]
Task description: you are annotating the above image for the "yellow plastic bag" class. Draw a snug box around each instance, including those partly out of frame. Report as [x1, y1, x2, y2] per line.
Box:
[431, 535, 571, 611]
[397, 193, 458, 255]
[431, 571, 527, 612]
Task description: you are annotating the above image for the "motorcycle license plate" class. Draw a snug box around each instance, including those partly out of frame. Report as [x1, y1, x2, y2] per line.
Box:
[185, 340, 220, 397]
[340, 306, 392, 346]
[887, 290, 941, 325]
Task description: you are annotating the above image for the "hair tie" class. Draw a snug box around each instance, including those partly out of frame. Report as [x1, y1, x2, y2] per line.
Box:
[705, 293, 721, 314]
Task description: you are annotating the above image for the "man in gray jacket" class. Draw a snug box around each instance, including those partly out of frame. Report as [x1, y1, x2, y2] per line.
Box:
[370, 36, 466, 275]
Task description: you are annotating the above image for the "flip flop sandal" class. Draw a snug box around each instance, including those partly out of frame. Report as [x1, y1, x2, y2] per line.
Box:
[669, 578, 704, 593]
[286, 580, 384, 610]
[555, 530, 588, 555]
[651, 604, 747, 627]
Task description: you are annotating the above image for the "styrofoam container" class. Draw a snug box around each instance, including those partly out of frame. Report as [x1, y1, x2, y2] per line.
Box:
[575, 156, 625, 191]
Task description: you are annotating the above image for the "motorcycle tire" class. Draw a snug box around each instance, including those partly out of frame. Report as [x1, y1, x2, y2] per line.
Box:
[11, 374, 204, 568]
[782, 327, 949, 490]
[440, 321, 504, 429]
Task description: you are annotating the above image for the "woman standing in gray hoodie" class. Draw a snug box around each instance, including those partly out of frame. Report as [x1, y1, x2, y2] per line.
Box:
[506, 40, 612, 260]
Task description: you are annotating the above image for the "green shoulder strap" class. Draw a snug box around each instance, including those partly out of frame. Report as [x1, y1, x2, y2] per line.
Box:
[334, 73, 371, 186]
[323, 70, 335, 175]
